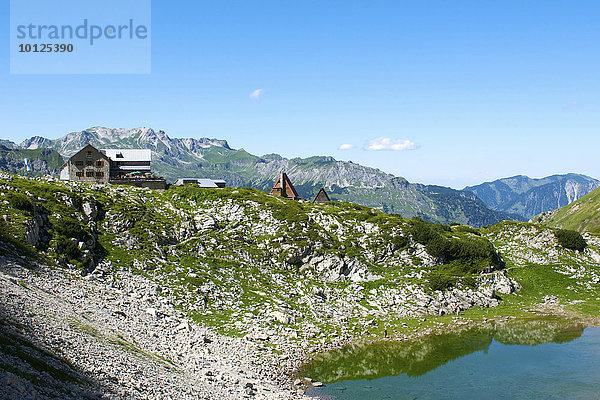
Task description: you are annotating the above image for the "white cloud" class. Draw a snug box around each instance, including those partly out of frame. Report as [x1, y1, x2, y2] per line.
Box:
[249, 88, 264, 100]
[365, 137, 419, 151]
[563, 101, 583, 111]
[338, 143, 356, 150]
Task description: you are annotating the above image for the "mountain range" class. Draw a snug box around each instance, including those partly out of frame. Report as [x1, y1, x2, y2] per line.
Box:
[464, 174, 600, 220]
[3, 126, 598, 227]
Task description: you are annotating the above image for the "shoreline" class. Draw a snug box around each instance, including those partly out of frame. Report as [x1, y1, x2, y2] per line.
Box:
[2, 250, 599, 399]
[286, 303, 600, 397]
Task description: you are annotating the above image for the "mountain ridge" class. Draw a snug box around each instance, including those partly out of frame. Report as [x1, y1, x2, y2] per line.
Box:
[6, 126, 515, 226]
[464, 173, 600, 220]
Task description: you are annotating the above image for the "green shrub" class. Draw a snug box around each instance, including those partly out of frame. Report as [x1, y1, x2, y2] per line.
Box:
[410, 218, 448, 245]
[409, 217, 503, 276]
[454, 225, 480, 236]
[428, 271, 456, 291]
[447, 238, 500, 267]
[555, 229, 587, 251]
[8, 193, 34, 213]
[53, 217, 85, 240]
[461, 275, 477, 289]
[55, 237, 81, 261]
[425, 235, 451, 258]
[391, 235, 409, 250]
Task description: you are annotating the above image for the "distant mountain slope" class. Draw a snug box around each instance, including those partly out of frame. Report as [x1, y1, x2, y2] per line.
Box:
[0, 145, 64, 176]
[13, 126, 514, 227]
[531, 187, 600, 234]
[464, 174, 600, 220]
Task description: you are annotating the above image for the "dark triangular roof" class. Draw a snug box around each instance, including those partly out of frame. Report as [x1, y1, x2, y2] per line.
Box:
[70, 144, 109, 162]
[313, 188, 330, 204]
[270, 172, 299, 200]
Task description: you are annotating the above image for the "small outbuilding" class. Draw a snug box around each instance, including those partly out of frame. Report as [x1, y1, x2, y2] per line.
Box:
[174, 178, 226, 188]
[313, 188, 331, 204]
[270, 172, 298, 200]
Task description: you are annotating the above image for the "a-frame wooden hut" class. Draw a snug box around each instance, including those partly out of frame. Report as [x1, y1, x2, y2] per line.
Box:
[313, 188, 330, 204]
[270, 172, 299, 200]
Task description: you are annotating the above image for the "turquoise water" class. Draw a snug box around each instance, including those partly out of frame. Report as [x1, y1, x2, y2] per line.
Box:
[303, 319, 600, 400]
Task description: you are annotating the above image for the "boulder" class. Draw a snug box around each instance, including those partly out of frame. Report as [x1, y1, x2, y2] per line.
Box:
[82, 201, 97, 220]
[269, 311, 291, 324]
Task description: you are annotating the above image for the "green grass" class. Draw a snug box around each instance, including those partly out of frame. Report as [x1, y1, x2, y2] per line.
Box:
[0, 147, 65, 173]
[2, 174, 600, 348]
[537, 187, 600, 234]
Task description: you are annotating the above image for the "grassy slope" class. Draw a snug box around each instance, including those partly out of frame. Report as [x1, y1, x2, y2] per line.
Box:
[0, 146, 65, 173]
[13, 148, 65, 169]
[534, 187, 600, 234]
[1, 176, 599, 346]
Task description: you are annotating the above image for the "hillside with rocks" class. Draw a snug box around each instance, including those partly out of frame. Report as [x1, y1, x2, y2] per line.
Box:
[532, 187, 600, 234]
[464, 174, 600, 220]
[9, 126, 515, 227]
[0, 145, 64, 177]
[1, 175, 600, 399]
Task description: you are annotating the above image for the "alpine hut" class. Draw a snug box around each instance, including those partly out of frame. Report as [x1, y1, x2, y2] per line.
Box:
[270, 172, 299, 200]
[313, 188, 330, 204]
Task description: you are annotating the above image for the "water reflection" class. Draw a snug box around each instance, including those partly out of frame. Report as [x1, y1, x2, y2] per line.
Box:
[300, 317, 584, 383]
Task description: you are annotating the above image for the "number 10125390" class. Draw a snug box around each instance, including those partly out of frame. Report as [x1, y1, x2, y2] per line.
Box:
[18, 43, 74, 53]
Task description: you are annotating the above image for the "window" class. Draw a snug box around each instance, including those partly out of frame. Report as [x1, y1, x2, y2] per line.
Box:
[86, 151, 92, 159]
[96, 161, 104, 167]
[76, 172, 83, 177]
[86, 170, 95, 177]
[86, 161, 93, 166]
[75, 160, 83, 166]
[96, 171, 104, 178]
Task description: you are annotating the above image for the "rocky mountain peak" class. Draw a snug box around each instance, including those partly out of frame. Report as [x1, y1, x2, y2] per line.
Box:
[20, 136, 53, 150]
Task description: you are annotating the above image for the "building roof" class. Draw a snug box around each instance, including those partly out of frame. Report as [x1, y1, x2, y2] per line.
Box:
[101, 149, 152, 162]
[313, 188, 331, 203]
[70, 144, 110, 162]
[270, 172, 299, 199]
[175, 178, 226, 187]
[118, 165, 152, 171]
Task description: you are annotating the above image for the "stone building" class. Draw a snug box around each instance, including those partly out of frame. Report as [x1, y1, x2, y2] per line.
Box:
[60, 144, 166, 189]
[60, 144, 110, 183]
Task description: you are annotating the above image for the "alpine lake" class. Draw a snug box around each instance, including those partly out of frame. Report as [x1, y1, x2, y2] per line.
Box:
[299, 316, 600, 400]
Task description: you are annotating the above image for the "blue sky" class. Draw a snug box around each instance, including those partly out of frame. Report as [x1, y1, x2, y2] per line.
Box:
[2, 1, 599, 188]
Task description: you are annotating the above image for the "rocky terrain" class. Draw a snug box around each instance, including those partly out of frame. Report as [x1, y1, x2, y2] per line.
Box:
[7, 126, 514, 226]
[464, 174, 600, 220]
[0, 255, 308, 400]
[1, 174, 599, 399]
